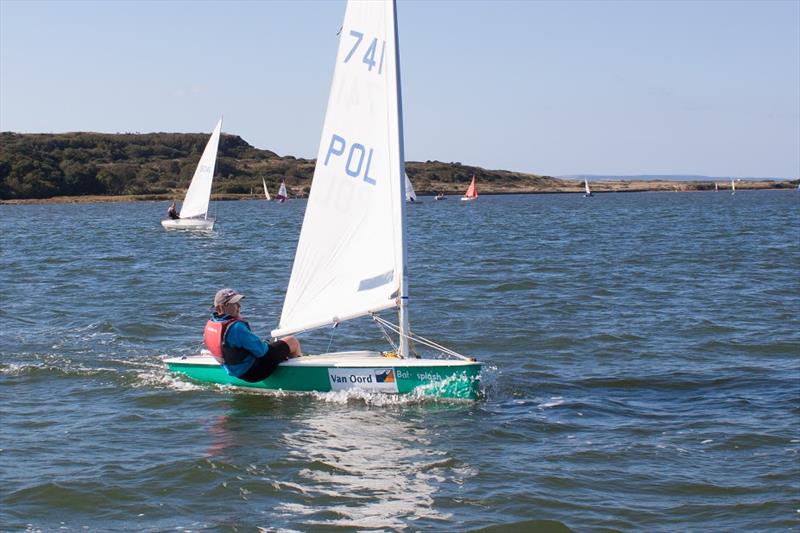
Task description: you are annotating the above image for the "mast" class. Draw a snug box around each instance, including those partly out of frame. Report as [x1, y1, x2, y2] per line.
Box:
[393, 0, 410, 358]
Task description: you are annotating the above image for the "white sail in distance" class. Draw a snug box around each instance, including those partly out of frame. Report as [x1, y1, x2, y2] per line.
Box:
[405, 174, 416, 201]
[273, 0, 405, 338]
[277, 181, 288, 200]
[180, 118, 222, 219]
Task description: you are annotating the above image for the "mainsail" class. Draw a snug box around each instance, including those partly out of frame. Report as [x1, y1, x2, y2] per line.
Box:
[405, 174, 416, 202]
[584, 179, 591, 195]
[277, 181, 288, 202]
[463, 175, 478, 199]
[180, 118, 222, 219]
[272, 0, 406, 339]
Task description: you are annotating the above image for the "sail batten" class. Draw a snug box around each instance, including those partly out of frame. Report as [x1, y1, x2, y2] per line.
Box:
[272, 1, 406, 340]
[180, 118, 222, 219]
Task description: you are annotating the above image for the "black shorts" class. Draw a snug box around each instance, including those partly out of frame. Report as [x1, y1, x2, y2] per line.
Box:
[238, 341, 291, 383]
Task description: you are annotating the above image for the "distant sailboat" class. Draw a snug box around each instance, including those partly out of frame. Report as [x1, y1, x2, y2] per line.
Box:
[161, 117, 222, 230]
[165, 0, 481, 400]
[715, 182, 719, 191]
[435, 192, 446, 201]
[731, 178, 736, 195]
[583, 178, 593, 197]
[276, 180, 288, 203]
[461, 175, 478, 201]
[405, 174, 417, 202]
[262, 178, 271, 201]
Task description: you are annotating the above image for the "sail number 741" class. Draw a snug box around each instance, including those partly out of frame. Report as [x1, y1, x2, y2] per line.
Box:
[344, 30, 386, 74]
[325, 134, 377, 186]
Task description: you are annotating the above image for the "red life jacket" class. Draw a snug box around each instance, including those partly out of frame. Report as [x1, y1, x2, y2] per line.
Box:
[203, 318, 253, 366]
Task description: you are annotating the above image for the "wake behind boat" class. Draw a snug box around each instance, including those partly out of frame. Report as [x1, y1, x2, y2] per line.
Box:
[161, 118, 222, 230]
[166, 0, 481, 400]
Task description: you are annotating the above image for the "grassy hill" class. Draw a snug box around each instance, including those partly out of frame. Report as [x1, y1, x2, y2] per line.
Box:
[0, 131, 566, 200]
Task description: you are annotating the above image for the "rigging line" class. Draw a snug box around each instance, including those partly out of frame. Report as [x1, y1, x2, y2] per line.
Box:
[407, 318, 418, 358]
[372, 314, 398, 353]
[380, 319, 461, 359]
[325, 320, 340, 353]
[325, 326, 336, 354]
[372, 316, 470, 361]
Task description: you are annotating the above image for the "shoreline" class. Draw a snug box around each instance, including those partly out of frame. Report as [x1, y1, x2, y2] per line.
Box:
[0, 181, 795, 205]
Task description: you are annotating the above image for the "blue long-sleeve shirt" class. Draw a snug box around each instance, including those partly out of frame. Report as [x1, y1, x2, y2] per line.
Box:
[211, 314, 269, 377]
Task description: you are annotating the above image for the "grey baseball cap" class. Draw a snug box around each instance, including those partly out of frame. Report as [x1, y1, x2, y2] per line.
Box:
[214, 288, 245, 307]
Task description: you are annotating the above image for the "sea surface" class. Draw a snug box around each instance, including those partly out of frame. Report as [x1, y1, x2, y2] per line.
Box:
[1, 191, 798, 532]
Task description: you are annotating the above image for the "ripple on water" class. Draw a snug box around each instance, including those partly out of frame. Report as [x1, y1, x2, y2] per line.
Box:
[1, 193, 799, 531]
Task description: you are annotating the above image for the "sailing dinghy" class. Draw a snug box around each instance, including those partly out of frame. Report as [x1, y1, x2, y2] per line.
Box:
[461, 175, 478, 201]
[731, 178, 736, 195]
[405, 174, 417, 202]
[276, 180, 288, 203]
[165, 0, 481, 400]
[161, 118, 222, 230]
[262, 177, 271, 201]
[583, 178, 593, 197]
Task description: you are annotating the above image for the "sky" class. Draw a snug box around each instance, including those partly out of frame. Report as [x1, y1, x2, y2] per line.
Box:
[1, 0, 798, 179]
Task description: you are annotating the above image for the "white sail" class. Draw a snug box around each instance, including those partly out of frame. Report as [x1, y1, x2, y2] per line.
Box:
[273, 0, 405, 338]
[405, 173, 416, 201]
[180, 118, 222, 219]
[277, 181, 288, 200]
[584, 178, 591, 195]
[731, 179, 736, 193]
[262, 177, 271, 200]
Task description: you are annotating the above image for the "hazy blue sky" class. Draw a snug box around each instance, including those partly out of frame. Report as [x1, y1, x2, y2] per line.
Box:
[1, 0, 798, 178]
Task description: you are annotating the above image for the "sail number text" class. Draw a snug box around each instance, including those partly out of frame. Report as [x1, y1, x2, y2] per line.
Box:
[344, 30, 386, 74]
[325, 134, 377, 186]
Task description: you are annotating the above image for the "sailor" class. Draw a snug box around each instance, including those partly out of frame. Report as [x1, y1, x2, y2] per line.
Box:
[167, 201, 179, 220]
[204, 288, 302, 382]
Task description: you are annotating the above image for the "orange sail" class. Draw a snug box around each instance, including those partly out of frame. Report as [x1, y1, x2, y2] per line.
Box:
[462, 175, 478, 200]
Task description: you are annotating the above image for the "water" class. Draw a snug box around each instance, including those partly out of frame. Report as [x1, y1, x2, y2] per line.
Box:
[1, 191, 798, 532]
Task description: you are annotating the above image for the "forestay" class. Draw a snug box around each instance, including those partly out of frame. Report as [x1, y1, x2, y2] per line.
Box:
[180, 118, 222, 219]
[272, 0, 406, 337]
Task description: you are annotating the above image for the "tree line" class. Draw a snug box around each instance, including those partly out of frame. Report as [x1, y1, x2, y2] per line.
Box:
[0, 131, 561, 200]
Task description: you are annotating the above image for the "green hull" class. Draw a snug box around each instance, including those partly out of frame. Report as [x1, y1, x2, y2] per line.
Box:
[165, 354, 482, 400]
